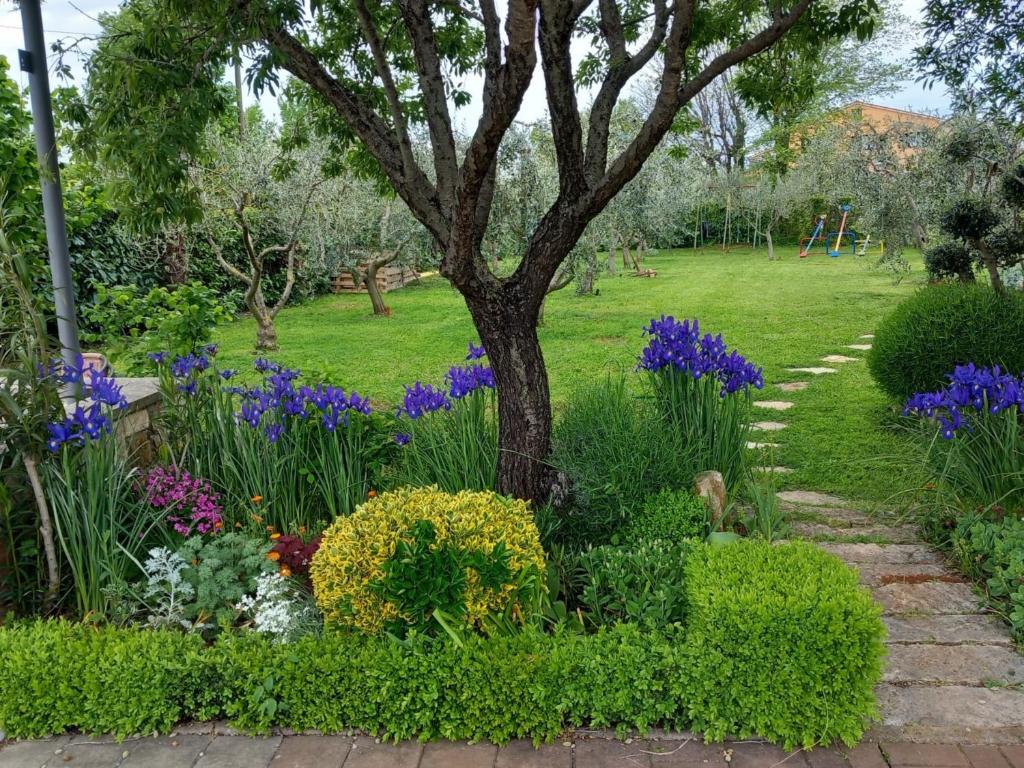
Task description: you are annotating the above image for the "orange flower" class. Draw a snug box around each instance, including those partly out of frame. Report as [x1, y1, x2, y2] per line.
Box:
[270, 532, 281, 540]
[251, 495, 263, 504]
[214, 520, 223, 530]
[251, 514, 263, 524]
[266, 525, 275, 533]
[234, 522, 242, 529]
[368, 489, 378, 499]
[279, 565, 293, 578]
[267, 551, 281, 561]
[298, 526, 306, 535]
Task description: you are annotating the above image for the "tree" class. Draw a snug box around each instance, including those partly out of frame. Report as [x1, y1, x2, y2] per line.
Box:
[83, 0, 878, 501]
[916, 0, 1024, 121]
[197, 123, 329, 349]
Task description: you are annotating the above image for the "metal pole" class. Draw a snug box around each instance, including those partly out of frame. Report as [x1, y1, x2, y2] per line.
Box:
[19, 0, 82, 372]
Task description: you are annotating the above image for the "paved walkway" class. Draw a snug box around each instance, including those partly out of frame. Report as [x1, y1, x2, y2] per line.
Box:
[4, 733, 1024, 768]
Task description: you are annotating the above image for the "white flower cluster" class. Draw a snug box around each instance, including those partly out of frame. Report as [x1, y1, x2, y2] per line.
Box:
[236, 573, 311, 643]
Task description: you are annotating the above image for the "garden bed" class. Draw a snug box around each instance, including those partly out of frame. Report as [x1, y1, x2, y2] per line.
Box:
[0, 541, 883, 749]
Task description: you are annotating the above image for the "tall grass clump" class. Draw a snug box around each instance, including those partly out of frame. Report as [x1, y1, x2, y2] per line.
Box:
[904, 363, 1024, 512]
[151, 351, 389, 533]
[390, 343, 498, 493]
[551, 374, 698, 547]
[638, 317, 763, 490]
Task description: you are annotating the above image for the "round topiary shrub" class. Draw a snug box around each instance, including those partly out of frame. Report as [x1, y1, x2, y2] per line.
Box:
[868, 283, 1024, 401]
[310, 486, 546, 635]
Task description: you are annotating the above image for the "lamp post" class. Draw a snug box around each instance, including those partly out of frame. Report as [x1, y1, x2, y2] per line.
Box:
[19, 0, 82, 374]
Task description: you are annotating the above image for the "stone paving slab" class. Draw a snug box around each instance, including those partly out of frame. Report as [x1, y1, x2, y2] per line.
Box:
[494, 740, 572, 768]
[787, 367, 838, 375]
[847, 344, 873, 351]
[874, 685, 1024, 743]
[121, 735, 213, 767]
[883, 615, 1014, 646]
[195, 734, 281, 768]
[746, 441, 780, 449]
[777, 491, 857, 508]
[754, 400, 795, 411]
[421, 740, 498, 768]
[574, 738, 652, 767]
[647, 739, 730, 767]
[777, 381, 810, 392]
[817, 543, 944, 565]
[753, 465, 794, 474]
[857, 563, 962, 588]
[790, 523, 919, 544]
[273, 735, 352, 768]
[752, 421, 788, 431]
[874, 581, 982, 615]
[822, 355, 861, 363]
[345, 737, 424, 768]
[882, 743, 970, 767]
[788, 507, 876, 527]
[883, 644, 1024, 685]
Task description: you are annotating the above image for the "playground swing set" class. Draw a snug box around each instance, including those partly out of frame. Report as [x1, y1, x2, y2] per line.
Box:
[798, 205, 884, 259]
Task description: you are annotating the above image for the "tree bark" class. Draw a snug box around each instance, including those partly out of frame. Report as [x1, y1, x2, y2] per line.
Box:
[974, 239, 1005, 293]
[23, 454, 59, 613]
[364, 259, 390, 316]
[765, 227, 775, 261]
[466, 290, 552, 502]
[251, 287, 279, 350]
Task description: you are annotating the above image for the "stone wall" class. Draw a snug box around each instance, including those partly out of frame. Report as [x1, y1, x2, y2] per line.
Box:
[113, 377, 164, 465]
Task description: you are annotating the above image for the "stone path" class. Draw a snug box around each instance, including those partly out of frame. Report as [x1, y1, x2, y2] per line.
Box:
[6, 732, 1024, 768]
[780, 488, 1024, 744]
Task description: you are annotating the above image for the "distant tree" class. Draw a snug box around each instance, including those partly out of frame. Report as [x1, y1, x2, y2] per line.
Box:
[916, 0, 1024, 121]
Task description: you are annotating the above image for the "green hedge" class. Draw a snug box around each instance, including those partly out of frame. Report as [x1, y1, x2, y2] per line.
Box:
[868, 283, 1024, 401]
[0, 542, 885, 749]
[682, 542, 885, 746]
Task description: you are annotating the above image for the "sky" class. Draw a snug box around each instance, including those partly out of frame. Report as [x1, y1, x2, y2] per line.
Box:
[0, 0, 952, 129]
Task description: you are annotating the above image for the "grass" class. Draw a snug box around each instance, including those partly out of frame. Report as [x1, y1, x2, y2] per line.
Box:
[213, 245, 931, 504]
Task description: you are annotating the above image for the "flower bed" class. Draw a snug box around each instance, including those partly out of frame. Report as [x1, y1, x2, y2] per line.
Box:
[0, 318, 885, 750]
[0, 542, 883, 748]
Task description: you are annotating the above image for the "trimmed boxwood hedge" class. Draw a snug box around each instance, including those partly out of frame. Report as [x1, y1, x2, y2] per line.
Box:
[0, 542, 885, 749]
[868, 283, 1024, 402]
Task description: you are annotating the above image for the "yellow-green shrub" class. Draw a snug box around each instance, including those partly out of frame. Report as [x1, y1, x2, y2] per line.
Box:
[310, 486, 546, 634]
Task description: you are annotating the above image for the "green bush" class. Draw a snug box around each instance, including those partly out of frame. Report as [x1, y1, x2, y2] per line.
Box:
[682, 541, 885, 747]
[624, 489, 709, 544]
[868, 283, 1024, 401]
[0, 545, 884, 748]
[952, 514, 1024, 637]
[551, 375, 697, 547]
[572, 541, 690, 629]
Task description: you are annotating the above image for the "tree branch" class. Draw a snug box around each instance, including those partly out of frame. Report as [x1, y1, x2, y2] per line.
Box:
[537, 0, 586, 195]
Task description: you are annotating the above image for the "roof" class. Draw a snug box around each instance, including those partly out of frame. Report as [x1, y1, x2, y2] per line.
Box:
[840, 101, 944, 125]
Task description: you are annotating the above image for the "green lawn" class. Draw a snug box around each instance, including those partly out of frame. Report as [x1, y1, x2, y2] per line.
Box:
[213, 245, 931, 504]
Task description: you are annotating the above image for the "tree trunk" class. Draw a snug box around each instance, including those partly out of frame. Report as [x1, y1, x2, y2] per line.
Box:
[24, 455, 59, 613]
[974, 240, 1005, 293]
[251, 287, 279, 351]
[364, 260, 390, 316]
[466, 292, 552, 503]
[765, 228, 775, 261]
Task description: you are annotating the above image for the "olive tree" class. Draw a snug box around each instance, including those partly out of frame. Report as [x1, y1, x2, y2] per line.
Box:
[83, 0, 879, 500]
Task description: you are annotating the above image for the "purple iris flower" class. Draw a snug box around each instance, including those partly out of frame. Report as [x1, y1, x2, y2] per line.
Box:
[466, 342, 486, 360]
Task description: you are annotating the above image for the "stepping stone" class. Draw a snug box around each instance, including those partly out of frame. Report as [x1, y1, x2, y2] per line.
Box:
[753, 465, 793, 474]
[875, 581, 982, 615]
[809, 507, 878, 526]
[776, 381, 809, 392]
[884, 614, 1013, 645]
[860, 334, 875, 339]
[883, 644, 1024, 685]
[753, 400, 794, 411]
[745, 441, 779, 450]
[855, 562, 955, 587]
[787, 366, 837, 375]
[817, 542, 943, 564]
[752, 421, 787, 431]
[847, 343, 873, 350]
[875, 684, 1024, 737]
[776, 490, 855, 507]
[822, 354, 861, 363]
[793, 524, 918, 544]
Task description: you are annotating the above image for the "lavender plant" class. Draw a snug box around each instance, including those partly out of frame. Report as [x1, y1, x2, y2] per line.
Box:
[391, 342, 498, 492]
[638, 317, 764, 489]
[904, 364, 1024, 511]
